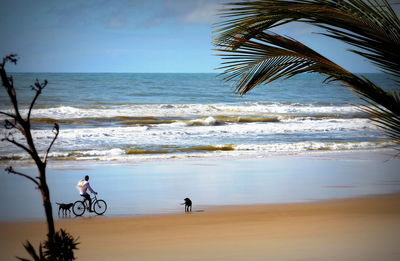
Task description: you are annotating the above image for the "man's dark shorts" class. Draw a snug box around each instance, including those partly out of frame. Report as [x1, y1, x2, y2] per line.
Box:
[81, 193, 90, 202]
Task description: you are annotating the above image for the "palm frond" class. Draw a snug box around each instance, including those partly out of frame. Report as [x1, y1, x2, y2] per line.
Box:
[359, 90, 400, 145]
[16, 241, 44, 261]
[216, 30, 345, 93]
[216, 30, 400, 115]
[214, 0, 400, 78]
[214, 0, 400, 150]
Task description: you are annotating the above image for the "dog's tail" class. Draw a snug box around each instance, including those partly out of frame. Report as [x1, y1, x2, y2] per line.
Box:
[56, 202, 62, 205]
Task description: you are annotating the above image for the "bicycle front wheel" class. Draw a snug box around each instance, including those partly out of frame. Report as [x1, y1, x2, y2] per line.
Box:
[93, 199, 107, 215]
[72, 200, 86, 216]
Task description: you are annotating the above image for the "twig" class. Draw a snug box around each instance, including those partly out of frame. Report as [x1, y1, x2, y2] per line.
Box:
[0, 111, 16, 119]
[1, 57, 21, 119]
[2, 134, 34, 159]
[2, 54, 18, 66]
[43, 123, 59, 164]
[5, 166, 40, 188]
[27, 80, 47, 121]
[4, 119, 24, 133]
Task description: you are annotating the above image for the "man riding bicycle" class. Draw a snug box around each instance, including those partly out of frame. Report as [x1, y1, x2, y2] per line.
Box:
[76, 175, 97, 212]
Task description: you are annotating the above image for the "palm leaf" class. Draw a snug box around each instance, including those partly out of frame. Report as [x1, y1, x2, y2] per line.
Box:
[214, 0, 400, 150]
[214, 0, 400, 78]
[216, 30, 399, 112]
[359, 90, 400, 145]
[16, 241, 44, 261]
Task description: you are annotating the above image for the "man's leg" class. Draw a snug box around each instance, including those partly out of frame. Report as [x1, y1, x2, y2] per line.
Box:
[82, 194, 92, 211]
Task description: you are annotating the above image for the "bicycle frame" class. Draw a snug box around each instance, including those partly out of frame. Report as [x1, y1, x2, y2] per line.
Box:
[81, 195, 98, 209]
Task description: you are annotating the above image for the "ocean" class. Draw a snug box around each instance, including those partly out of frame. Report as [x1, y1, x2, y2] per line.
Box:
[1, 72, 400, 220]
[0, 73, 396, 162]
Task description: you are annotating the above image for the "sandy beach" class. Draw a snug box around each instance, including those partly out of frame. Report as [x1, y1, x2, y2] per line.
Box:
[1, 193, 400, 261]
[1, 151, 399, 260]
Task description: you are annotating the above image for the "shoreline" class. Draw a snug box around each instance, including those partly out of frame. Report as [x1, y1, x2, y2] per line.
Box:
[2, 147, 397, 168]
[2, 193, 400, 260]
[1, 149, 400, 221]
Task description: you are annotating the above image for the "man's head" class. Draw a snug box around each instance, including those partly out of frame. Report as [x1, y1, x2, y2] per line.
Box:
[85, 175, 89, 181]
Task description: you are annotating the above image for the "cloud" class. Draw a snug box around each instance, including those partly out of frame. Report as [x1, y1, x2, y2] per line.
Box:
[44, 0, 238, 29]
[181, 1, 221, 24]
[46, 0, 149, 29]
[107, 15, 126, 28]
[141, 0, 229, 26]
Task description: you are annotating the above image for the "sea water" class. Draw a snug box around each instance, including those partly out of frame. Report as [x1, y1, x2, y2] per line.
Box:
[1, 73, 400, 220]
[0, 73, 397, 162]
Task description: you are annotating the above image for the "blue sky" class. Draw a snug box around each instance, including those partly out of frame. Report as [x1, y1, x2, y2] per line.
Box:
[0, 0, 393, 73]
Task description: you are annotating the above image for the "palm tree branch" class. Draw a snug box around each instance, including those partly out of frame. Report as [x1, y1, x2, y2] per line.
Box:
[216, 28, 400, 123]
[214, 0, 400, 77]
[214, 0, 400, 147]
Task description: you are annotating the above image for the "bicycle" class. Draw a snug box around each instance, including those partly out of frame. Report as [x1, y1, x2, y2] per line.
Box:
[72, 194, 107, 216]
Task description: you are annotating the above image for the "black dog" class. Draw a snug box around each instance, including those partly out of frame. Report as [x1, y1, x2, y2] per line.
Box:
[56, 202, 73, 216]
[181, 198, 192, 212]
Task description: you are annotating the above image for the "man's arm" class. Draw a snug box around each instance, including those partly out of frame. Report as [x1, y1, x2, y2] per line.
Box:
[87, 182, 97, 194]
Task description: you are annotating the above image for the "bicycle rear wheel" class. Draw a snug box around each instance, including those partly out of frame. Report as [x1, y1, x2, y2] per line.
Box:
[72, 200, 86, 216]
[93, 199, 107, 215]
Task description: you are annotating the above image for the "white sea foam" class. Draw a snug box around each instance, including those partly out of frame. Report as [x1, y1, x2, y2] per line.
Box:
[235, 141, 392, 152]
[0, 116, 381, 157]
[2, 141, 393, 162]
[0, 102, 387, 163]
[171, 116, 218, 127]
[0, 103, 361, 120]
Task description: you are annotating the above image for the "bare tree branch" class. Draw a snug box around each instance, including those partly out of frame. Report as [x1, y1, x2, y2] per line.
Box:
[1, 55, 22, 119]
[2, 54, 18, 67]
[27, 79, 47, 121]
[0, 111, 16, 119]
[43, 123, 59, 164]
[2, 133, 34, 158]
[4, 119, 15, 129]
[4, 119, 24, 133]
[28, 91, 41, 121]
[5, 166, 40, 188]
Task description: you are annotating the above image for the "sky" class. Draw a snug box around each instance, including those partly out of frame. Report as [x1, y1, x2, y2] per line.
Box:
[0, 0, 396, 73]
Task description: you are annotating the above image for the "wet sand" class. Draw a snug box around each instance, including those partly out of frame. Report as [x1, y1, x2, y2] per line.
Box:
[1, 194, 400, 261]
[1, 150, 400, 221]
